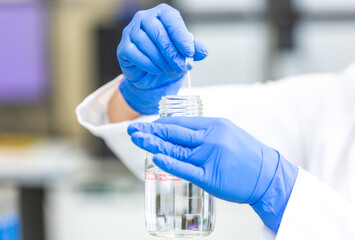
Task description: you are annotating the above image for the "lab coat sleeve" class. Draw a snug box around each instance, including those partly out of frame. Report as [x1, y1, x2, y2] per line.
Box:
[181, 72, 337, 168]
[274, 168, 355, 240]
[76, 64, 355, 239]
[76, 75, 158, 180]
[76, 71, 339, 180]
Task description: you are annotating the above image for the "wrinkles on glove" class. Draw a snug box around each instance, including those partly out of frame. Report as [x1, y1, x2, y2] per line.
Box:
[251, 156, 299, 233]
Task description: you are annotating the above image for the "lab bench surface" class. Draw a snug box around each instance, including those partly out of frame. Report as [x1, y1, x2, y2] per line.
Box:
[0, 139, 92, 240]
[0, 140, 263, 240]
[47, 183, 263, 240]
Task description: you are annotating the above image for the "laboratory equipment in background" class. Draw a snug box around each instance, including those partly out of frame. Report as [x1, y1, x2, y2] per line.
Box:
[0, 2, 48, 103]
[173, 0, 355, 84]
[0, 1, 50, 134]
[0, 185, 20, 240]
[145, 96, 215, 238]
[0, 3, 50, 239]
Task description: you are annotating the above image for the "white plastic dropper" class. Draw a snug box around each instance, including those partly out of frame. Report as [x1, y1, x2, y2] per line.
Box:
[187, 71, 192, 91]
[186, 33, 194, 95]
[186, 57, 194, 94]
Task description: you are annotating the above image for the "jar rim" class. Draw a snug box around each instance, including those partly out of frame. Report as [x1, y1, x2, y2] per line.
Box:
[161, 95, 201, 100]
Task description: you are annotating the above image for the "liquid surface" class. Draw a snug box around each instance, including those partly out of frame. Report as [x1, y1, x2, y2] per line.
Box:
[145, 167, 215, 238]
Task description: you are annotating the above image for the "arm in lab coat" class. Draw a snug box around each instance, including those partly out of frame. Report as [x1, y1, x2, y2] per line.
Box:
[76, 75, 157, 180]
[273, 168, 355, 240]
[75, 71, 334, 178]
[76, 63, 355, 239]
[258, 167, 355, 240]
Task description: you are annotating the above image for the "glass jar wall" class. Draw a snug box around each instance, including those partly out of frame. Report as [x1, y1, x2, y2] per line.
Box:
[145, 95, 215, 238]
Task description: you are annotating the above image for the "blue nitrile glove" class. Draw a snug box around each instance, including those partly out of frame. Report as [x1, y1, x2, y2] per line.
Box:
[117, 4, 208, 115]
[128, 117, 299, 233]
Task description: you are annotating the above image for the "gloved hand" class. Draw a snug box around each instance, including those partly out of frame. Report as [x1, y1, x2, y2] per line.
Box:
[128, 117, 299, 233]
[117, 4, 208, 115]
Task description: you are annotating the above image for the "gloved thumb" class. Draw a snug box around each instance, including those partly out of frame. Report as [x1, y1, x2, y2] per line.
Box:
[193, 40, 208, 61]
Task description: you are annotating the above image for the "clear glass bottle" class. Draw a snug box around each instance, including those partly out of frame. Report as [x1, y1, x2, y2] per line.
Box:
[145, 95, 215, 238]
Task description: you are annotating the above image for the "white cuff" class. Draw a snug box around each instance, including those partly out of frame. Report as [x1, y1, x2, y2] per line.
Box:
[75, 76, 158, 180]
[275, 168, 355, 239]
[76, 75, 157, 137]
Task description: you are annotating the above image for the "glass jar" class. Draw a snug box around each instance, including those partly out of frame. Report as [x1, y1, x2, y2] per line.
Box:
[145, 95, 215, 238]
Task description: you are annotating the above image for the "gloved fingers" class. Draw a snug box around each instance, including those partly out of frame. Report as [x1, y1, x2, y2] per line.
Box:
[120, 64, 146, 82]
[157, 4, 195, 58]
[131, 23, 175, 74]
[117, 34, 162, 75]
[193, 40, 209, 61]
[118, 49, 146, 81]
[128, 72, 183, 91]
[153, 153, 204, 185]
[130, 131, 193, 161]
[141, 14, 186, 73]
[128, 122, 204, 147]
[154, 116, 211, 130]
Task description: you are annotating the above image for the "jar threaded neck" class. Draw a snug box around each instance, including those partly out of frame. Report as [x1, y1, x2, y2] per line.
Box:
[158, 95, 203, 118]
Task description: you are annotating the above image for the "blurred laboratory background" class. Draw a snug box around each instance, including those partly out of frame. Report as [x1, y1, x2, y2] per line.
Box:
[0, 0, 355, 239]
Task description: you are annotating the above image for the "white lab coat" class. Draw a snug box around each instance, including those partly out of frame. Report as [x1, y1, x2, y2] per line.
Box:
[76, 63, 355, 239]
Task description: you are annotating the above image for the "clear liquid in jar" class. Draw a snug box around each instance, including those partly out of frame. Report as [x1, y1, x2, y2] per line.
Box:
[145, 166, 215, 238]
